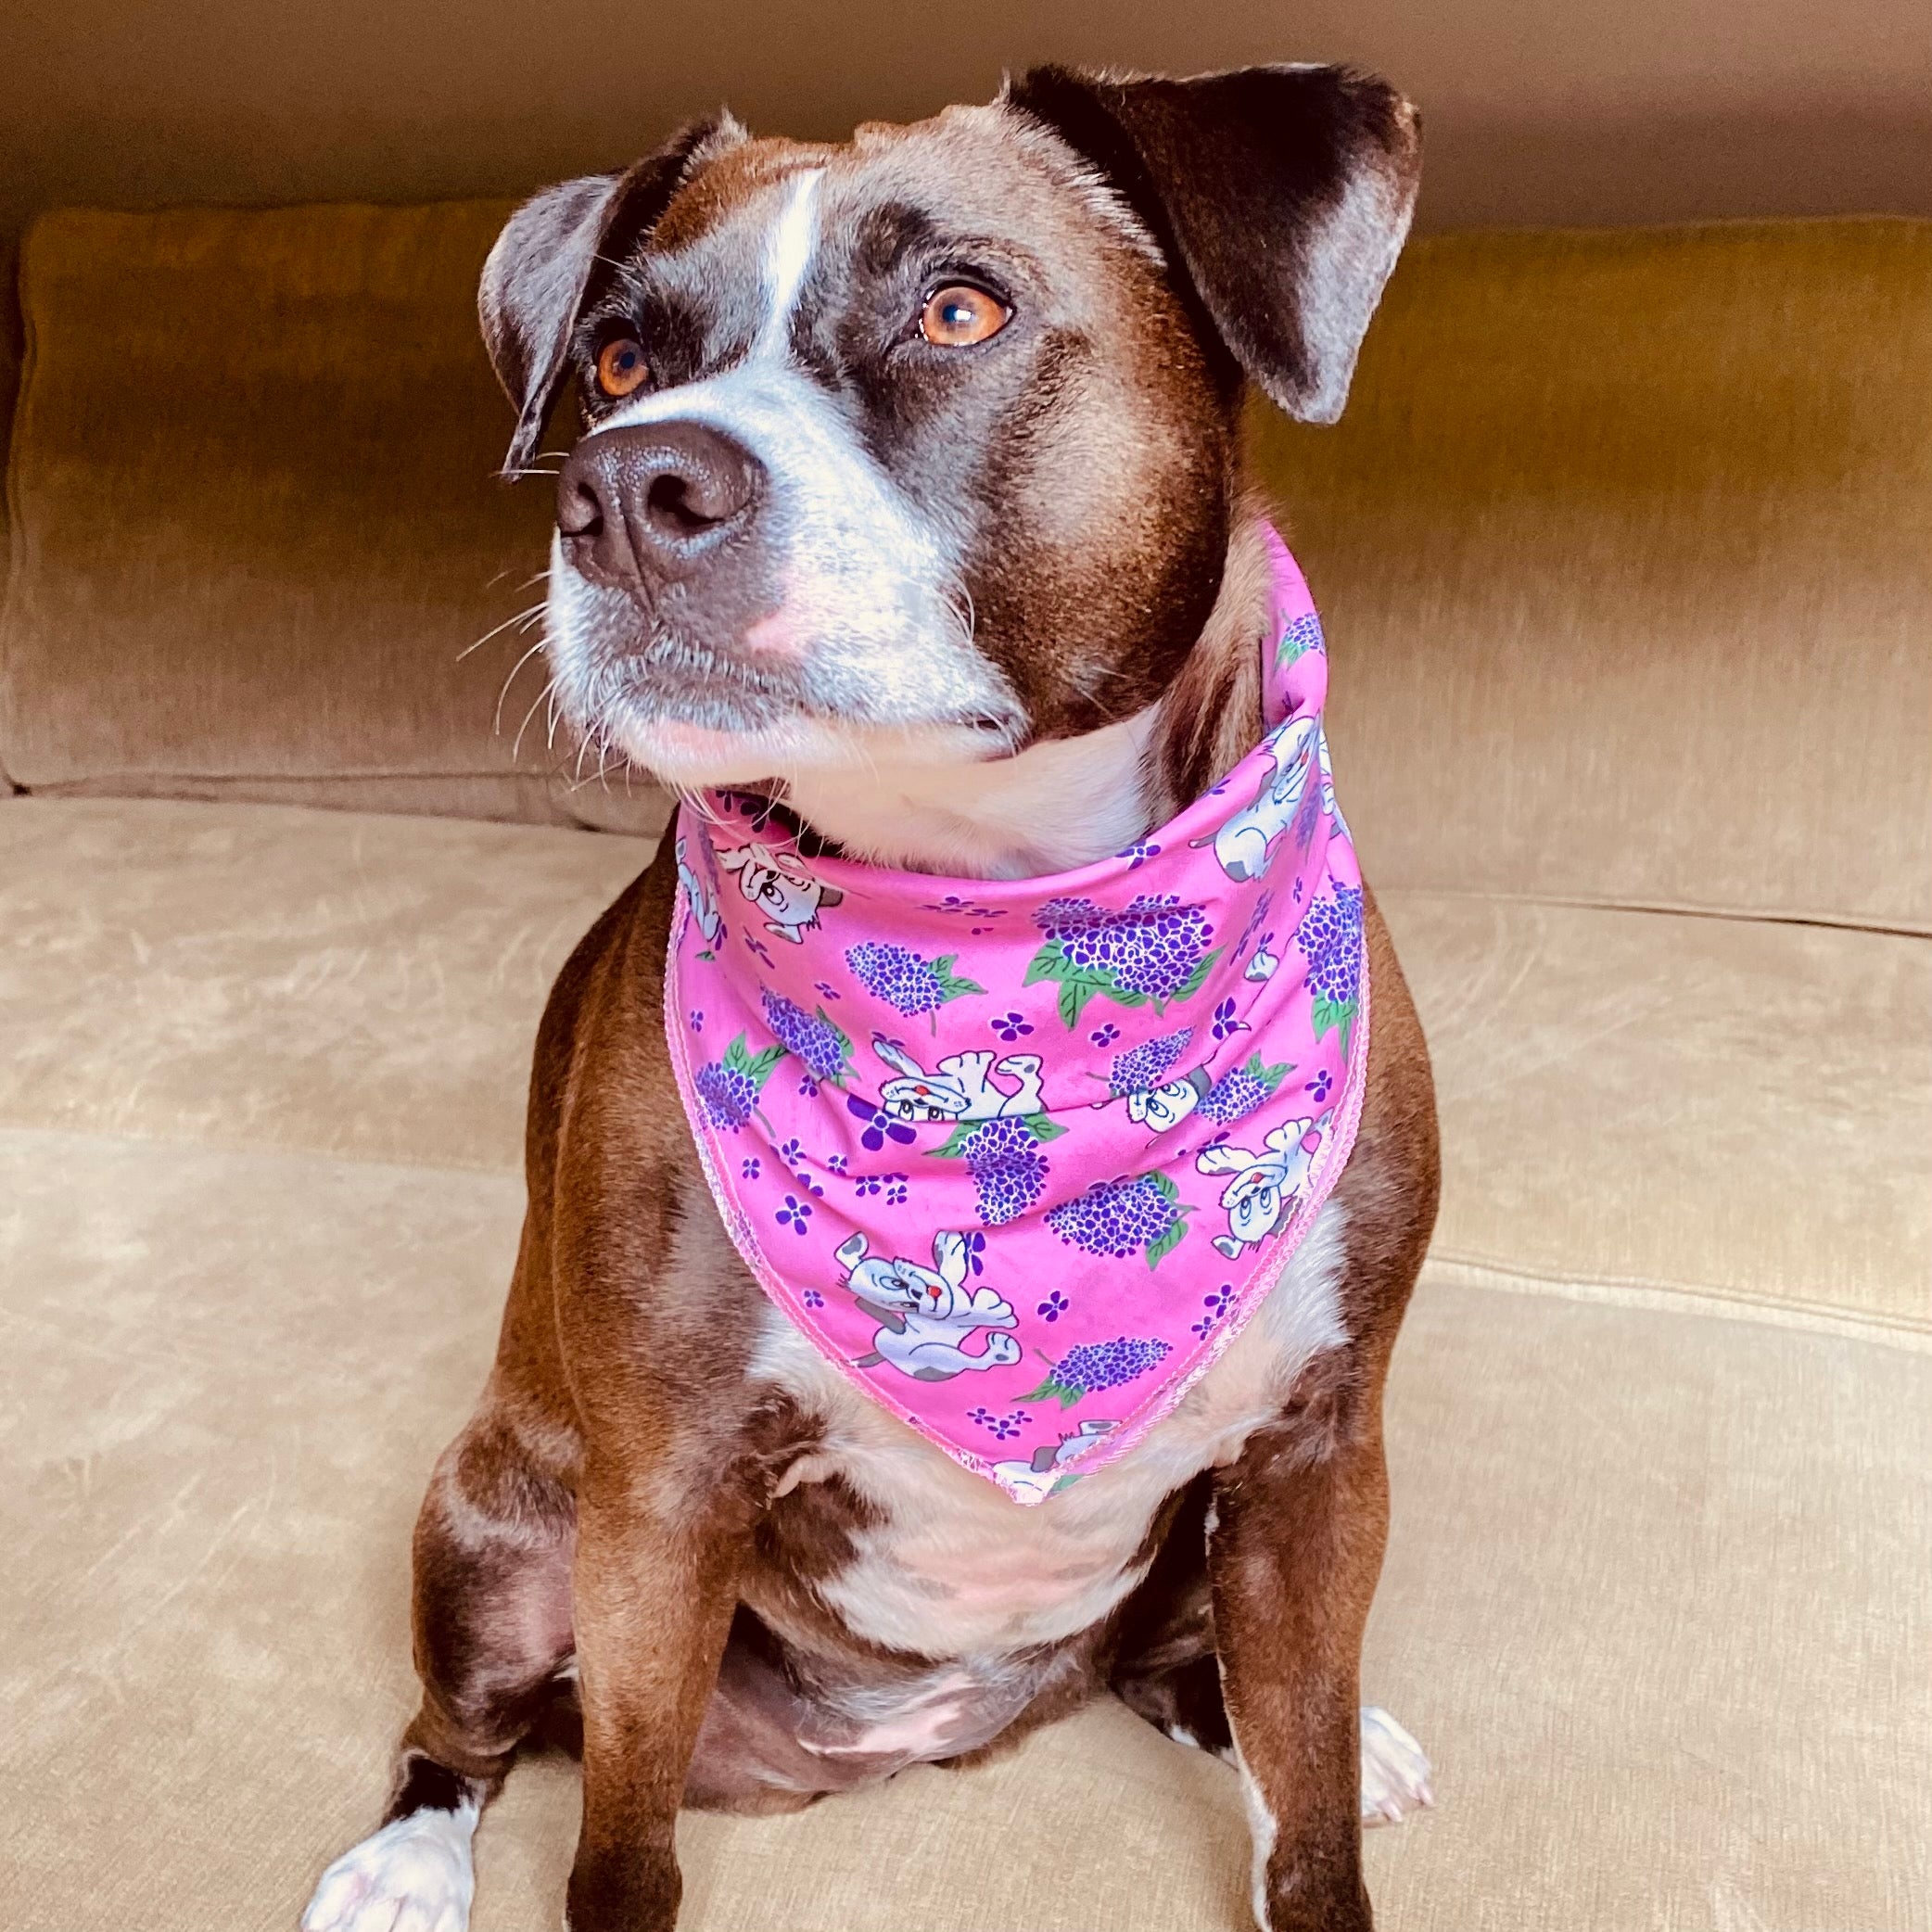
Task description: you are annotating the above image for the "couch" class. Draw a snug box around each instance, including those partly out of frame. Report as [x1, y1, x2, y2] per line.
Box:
[2, 202, 1926, 1931]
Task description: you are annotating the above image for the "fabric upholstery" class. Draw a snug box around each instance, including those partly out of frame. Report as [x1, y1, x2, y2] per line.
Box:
[1383, 889, 1931, 1330]
[1252, 217, 1932, 934]
[0, 202, 663, 834]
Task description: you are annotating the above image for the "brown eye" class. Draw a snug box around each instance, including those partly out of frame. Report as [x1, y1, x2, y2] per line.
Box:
[920, 284, 1009, 348]
[594, 337, 649, 399]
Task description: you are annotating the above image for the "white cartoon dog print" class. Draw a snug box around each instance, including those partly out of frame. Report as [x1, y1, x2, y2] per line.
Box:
[717, 841, 845, 944]
[674, 836, 724, 947]
[872, 1037, 1045, 1125]
[1316, 723, 1345, 838]
[1088, 1067, 1210, 1133]
[1196, 1115, 1326, 1260]
[835, 1230, 1023, 1381]
[1194, 715, 1321, 883]
[991, 1418, 1119, 1503]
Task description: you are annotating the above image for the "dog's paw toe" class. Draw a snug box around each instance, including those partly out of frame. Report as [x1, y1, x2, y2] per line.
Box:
[1358, 1705, 1433, 1826]
[301, 1809, 477, 1932]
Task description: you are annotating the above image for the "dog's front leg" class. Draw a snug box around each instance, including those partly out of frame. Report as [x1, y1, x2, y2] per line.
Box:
[1209, 1354, 1389, 1932]
[566, 1457, 744, 1932]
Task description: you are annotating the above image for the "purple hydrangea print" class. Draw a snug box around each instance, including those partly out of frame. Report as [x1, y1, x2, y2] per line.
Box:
[1046, 1172, 1188, 1266]
[960, 1116, 1050, 1227]
[1101, 1026, 1193, 1099]
[694, 1035, 782, 1133]
[1031, 895, 1215, 1005]
[1297, 882, 1363, 1051]
[761, 987, 850, 1086]
[1198, 1053, 1290, 1126]
[845, 941, 984, 1022]
[1277, 611, 1326, 665]
[1021, 1336, 1173, 1408]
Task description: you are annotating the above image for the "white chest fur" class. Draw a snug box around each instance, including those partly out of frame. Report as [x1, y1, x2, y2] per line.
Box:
[749, 1199, 1350, 1659]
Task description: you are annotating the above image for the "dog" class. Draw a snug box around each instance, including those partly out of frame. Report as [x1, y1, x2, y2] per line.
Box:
[302, 61, 1439, 1932]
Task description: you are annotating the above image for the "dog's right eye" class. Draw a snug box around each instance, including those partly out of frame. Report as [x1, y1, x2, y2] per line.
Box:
[594, 337, 650, 400]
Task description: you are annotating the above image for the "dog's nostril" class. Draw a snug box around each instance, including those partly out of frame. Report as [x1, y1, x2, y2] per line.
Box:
[557, 476, 604, 541]
[645, 470, 718, 536]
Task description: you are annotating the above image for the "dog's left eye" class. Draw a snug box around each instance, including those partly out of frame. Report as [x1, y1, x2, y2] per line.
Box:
[594, 337, 650, 399]
[920, 284, 1010, 348]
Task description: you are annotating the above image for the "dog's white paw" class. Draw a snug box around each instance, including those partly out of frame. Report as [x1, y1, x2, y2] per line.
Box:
[1358, 1706, 1433, 1826]
[301, 1804, 477, 1932]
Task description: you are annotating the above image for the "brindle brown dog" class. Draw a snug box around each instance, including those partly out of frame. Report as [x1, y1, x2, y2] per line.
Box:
[303, 62, 1439, 1932]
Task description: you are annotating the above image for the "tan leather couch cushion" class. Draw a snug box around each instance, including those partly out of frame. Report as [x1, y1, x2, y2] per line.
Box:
[0, 202, 663, 833]
[2, 802, 1925, 1932]
[6, 799, 1922, 1329]
[1254, 217, 1932, 934]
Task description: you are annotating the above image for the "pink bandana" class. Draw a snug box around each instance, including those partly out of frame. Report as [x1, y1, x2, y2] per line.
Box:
[667, 529, 1367, 1505]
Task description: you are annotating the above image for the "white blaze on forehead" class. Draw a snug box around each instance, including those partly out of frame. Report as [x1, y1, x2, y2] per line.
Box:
[759, 169, 824, 350]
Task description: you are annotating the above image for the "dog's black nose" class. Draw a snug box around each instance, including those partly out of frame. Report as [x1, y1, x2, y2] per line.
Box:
[556, 422, 764, 586]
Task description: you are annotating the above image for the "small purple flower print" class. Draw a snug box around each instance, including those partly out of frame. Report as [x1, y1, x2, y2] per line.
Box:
[740, 1157, 762, 1180]
[774, 1195, 813, 1235]
[797, 1075, 819, 1098]
[1304, 1068, 1333, 1103]
[990, 1411, 1031, 1441]
[1089, 1023, 1121, 1048]
[963, 1231, 986, 1276]
[922, 895, 1007, 920]
[1292, 879, 1303, 903]
[781, 1138, 805, 1165]
[1191, 1284, 1236, 1338]
[826, 1152, 848, 1176]
[991, 1010, 1034, 1042]
[814, 981, 842, 1000]
[688, 1010, 704, 1033]
[1212, 997, 1247, 1042]
[803, 1289, 824, 1310]
[969, 1406, 996, 1428]
[853, 1175, 882, 1198]
[1119, 839, 1161, 869]
[846, 1094, 918, 1152]
[1036, 1290, 1070, 1323]
[884, 1175, 909, 1206]
[744, 934, 774, 966]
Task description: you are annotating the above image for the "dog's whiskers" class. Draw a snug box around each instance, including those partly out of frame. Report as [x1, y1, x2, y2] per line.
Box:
[493, 637, 552, 731]
[511, 678, 558, 764]
[462, 601, 548, 664]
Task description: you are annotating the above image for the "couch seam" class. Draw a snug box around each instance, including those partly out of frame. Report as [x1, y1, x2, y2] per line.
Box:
[1425, 1250, 1932, 1353]
[0, 1118, 522, 1184]
[1379, 883, 1932, 944]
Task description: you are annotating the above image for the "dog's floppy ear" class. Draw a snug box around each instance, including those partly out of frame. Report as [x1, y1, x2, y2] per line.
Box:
[478, 114, 744, 473]
[1007, 64, 1420, 424]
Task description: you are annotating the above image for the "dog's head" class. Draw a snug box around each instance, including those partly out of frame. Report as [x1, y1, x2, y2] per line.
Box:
[480, 65, 1418, 794]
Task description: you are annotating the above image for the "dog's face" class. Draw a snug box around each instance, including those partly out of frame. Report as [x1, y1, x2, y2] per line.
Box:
[480, 67, 1419, 793]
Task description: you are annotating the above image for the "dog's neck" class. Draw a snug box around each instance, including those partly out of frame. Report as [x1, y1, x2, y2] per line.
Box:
[780, 513, 1276, 881]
